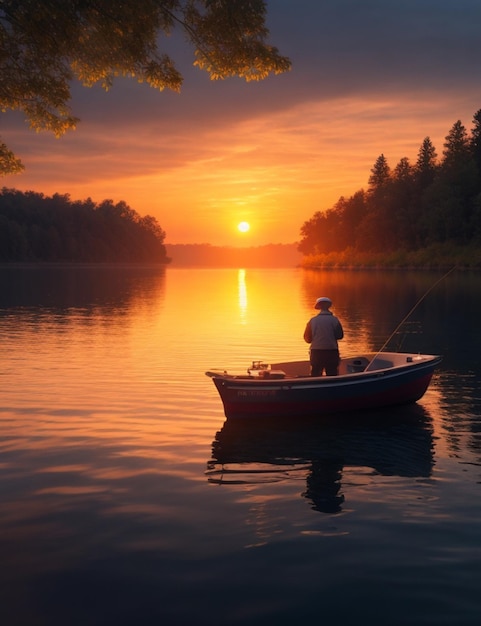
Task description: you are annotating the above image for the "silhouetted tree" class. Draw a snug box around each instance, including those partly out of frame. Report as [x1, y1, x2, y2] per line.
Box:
[471, 109, 481, 174]
[415, 136, 438, 188]
[357, 154, 395, 251]
[442, 120, 470, 168]
[368, 153, 391, 194]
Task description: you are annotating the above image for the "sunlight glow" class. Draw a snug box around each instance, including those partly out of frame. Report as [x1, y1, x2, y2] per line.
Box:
[7, 93, 478, 246]
[238, 221, 250, 233]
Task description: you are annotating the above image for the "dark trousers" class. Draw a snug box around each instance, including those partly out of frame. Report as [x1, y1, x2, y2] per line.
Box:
[310, 349, 340, 376]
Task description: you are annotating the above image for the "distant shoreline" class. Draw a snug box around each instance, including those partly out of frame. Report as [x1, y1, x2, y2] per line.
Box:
[165, 242, 302, 267]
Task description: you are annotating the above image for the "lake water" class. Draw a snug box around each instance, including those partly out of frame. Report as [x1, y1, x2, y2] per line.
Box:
[1, 265, 481, 626]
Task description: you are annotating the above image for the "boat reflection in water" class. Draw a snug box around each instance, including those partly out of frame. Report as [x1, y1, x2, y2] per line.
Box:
[207, 405, 434, 514]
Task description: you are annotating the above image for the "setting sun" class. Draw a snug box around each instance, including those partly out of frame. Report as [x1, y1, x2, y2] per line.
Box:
[237, 221, 250, 233]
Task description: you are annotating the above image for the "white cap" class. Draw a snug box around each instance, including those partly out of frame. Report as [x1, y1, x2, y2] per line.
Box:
[314, 297, 332, 309]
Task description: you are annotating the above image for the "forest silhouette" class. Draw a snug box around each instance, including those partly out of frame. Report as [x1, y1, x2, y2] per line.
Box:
[298, 108, 481, 268]
[0, 188, 169, 263]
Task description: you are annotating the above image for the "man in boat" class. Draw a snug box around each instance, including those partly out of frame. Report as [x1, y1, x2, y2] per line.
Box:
[303, 297, 344, 376]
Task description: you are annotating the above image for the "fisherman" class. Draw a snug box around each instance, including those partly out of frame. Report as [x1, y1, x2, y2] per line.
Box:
[303, 297, 344, 376]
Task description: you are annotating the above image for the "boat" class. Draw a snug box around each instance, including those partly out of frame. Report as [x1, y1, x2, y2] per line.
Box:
[206, 351, 442, 419]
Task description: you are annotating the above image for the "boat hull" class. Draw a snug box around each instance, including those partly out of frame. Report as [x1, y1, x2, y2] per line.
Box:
[208, 353, 442, 419]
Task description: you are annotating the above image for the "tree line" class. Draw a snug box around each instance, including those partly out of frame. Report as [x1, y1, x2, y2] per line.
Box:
[298, 109, 481, 266]
[0, 188, 170, 263]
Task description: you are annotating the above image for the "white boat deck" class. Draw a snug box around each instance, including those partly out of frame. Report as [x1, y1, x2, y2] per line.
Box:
[206, 353, 439, 381]
[267, 353, 434, 379]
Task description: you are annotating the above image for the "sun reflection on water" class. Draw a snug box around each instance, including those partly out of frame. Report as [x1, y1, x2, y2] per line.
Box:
[238, 268, 248, 323]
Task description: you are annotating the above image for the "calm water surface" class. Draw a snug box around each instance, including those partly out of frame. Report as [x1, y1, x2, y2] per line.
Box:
[1, 265, 481, 625]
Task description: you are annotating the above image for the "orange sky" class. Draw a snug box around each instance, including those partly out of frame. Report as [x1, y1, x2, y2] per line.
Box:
[3, 2, 481, 246]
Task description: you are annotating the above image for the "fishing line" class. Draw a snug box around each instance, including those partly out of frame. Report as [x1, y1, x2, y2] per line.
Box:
[365, 265, 457, 369]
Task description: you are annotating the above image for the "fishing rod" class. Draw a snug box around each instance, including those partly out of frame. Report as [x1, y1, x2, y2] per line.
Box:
[365, 265, 457, 371]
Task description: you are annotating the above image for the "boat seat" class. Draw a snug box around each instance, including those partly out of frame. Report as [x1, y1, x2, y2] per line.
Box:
[346, 357, 369, 373]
